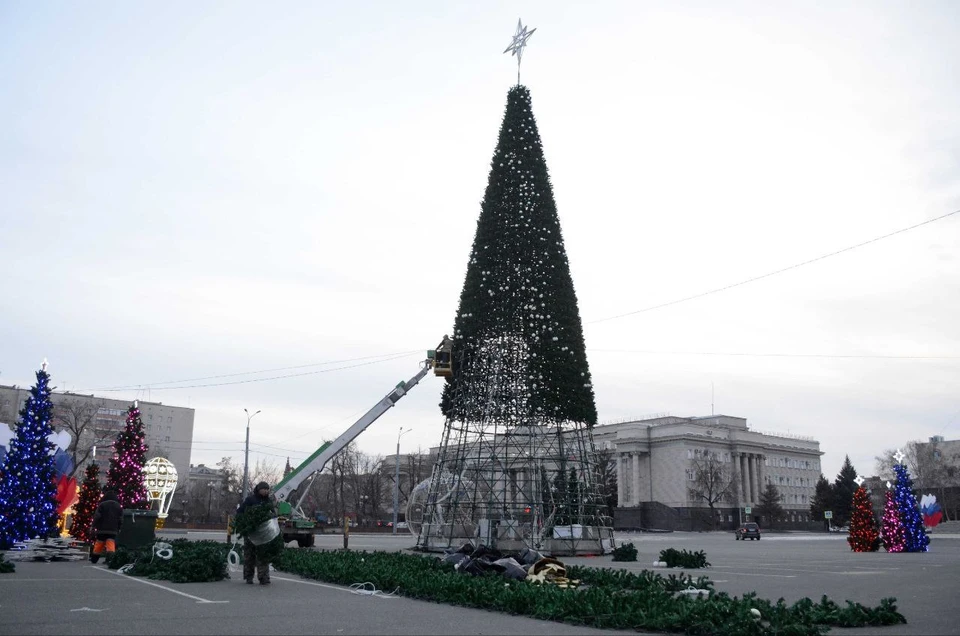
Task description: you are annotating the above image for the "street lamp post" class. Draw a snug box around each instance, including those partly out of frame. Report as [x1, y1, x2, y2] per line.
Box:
[393, 427, 412, 535]
[206, 482, 215, 523]
[241, 408, 261, 500]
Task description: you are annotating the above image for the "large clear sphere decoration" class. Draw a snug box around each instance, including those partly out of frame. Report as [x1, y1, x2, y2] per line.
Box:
[144, 457, 178, 526]
[406, 473, 477, 537]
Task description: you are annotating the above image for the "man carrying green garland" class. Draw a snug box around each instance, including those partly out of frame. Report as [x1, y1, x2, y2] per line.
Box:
[236, 481, 277, 585]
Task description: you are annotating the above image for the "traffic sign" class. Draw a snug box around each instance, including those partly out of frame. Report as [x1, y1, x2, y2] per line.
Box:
[824, 511, 833, 519]
[744, 507, 752, 515]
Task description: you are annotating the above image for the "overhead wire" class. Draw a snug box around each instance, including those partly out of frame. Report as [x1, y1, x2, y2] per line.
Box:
[87, 351, 420, 392]
[586, 208, 960, 326]
[90, 350, 422, 391]
[588, 349, 960, 360]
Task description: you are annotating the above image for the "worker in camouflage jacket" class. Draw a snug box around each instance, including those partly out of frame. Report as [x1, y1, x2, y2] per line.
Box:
[236, 481, 277, 585]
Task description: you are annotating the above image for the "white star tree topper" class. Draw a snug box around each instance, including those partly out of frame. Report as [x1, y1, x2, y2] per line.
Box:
[854, 475, 865, 487]
[893, 449, 906, 464]
[503, 19, 536, 85]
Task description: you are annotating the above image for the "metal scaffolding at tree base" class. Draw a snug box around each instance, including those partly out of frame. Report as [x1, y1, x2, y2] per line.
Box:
[412, 342, 615, 556]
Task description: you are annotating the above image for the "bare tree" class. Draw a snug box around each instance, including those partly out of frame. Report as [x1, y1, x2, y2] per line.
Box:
[349, 452, 390, 525]
[0, 394, 18, 425]
[216, 456, 242, 506]
[593, 447, 618, 519]
[688, 450, 737, 529]
[398, 447, 432, 500]
[52, 398, 113, 479]
[251, 457, 282, 488]
[324, 441, 358, 526]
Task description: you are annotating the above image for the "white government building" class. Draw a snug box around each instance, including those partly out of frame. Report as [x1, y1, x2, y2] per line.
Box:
[591, 414, 822, 530]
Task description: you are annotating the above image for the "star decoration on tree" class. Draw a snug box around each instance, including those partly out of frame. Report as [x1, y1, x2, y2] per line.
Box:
[503, 19, 536, 61]
[854, 476, 865, 487]
[893, 449, 906, 464]
[503, 19, 536, 84]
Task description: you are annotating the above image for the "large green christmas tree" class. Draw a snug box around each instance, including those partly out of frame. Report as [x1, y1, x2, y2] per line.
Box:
[440, 85, 596, 426]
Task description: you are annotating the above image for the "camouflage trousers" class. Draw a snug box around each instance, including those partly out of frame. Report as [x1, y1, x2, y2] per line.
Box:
[243, 539, 271, 583]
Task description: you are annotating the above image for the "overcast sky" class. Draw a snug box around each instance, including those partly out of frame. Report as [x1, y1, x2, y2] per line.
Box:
[2, 1, 958, 483]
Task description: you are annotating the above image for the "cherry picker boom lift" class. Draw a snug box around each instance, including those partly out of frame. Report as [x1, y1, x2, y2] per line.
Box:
[269, 341, 451, 547]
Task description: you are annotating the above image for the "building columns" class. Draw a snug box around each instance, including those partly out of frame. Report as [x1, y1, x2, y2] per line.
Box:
[737, 452, 747, 503]
[616, 454, 625, 507]
[632, 453, 641, 506]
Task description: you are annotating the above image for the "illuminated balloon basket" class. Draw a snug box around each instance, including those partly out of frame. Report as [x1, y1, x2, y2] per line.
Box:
[144, 458, 178, 529]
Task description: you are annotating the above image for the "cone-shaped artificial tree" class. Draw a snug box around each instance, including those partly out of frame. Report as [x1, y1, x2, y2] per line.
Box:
[440, 85, 596, 426]
[846, 486, 880, 552]
[419, 85, 608, 555]
[70, 463, 102, 542]
[892, 460, 930, 552]
[105, 403, 149, 510]
[0, 364, 59, 548]
[880, 490, 905, 552]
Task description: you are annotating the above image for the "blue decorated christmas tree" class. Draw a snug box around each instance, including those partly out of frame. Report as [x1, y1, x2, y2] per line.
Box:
[0, 362, 59, 548]
[892, 450, 929, 552]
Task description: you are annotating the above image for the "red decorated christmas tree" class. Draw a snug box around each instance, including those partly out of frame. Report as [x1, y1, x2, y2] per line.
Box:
[846, 483, 880, 552]
[105, 402, 149, 509]
[880, 489, 906, 553]
[70, 463, 102, 542]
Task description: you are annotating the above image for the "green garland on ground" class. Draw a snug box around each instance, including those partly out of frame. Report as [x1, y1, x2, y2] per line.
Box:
[0, 552, 15, 573]
[660, 548, 710, 569]
[107, 539, 229, 583]
[232, 502, 284, 561]
[274, 549, 905, 635]
[612, 542, 638, 562]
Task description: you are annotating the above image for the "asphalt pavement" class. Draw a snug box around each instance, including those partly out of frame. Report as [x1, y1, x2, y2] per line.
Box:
[1, 530, 957, 635]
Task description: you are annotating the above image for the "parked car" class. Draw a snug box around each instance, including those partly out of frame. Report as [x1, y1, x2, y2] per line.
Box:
[735, 522, 761, 540]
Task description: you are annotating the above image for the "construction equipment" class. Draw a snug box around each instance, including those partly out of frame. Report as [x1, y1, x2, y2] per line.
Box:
[269, 344, 447, 547]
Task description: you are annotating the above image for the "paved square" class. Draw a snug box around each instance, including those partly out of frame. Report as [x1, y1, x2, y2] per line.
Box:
[1, 530, 956, 635]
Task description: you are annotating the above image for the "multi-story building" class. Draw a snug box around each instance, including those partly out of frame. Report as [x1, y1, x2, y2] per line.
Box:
[592, 414, 822, 530]
[0, 384, 195, 485]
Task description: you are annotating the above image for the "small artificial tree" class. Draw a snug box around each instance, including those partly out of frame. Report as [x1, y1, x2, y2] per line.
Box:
[70, 462, 102, 542]
[880, 489, 906, 553]
[892, 456, 930, 552]
[846, 484, 880, 552]
[0, 364, 59, 548]
[105, 402, 149, 509]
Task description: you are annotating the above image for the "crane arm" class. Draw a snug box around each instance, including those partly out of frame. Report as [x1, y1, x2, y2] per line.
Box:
[273, 358, 434, 503]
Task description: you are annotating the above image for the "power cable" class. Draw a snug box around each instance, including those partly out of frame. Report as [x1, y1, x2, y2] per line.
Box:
[88, 351, 419, 392]
[588, 348, 960, 360]
[587, 208, 960, 325]
[89, 350, 421, 391]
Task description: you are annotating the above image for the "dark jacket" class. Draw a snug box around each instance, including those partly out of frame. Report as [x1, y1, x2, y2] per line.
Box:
[237, 482, 277, 518]
[92, 493, 124, 537]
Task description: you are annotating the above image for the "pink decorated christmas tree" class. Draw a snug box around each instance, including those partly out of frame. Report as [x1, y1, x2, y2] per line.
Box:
[880, 489, 906, 553]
